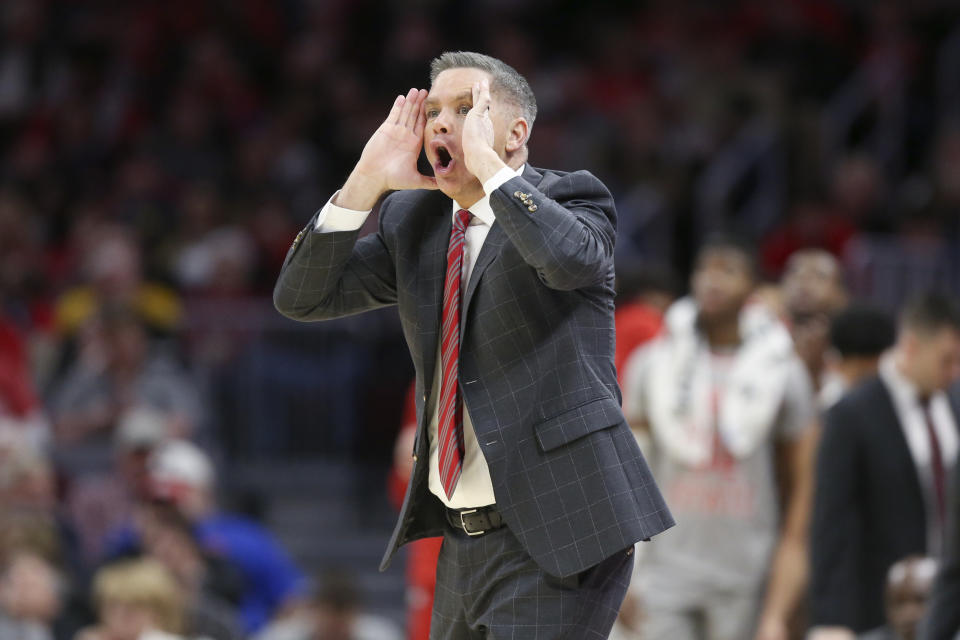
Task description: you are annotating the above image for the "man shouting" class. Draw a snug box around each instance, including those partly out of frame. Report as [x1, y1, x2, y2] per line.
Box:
[274, 51, 673, 639]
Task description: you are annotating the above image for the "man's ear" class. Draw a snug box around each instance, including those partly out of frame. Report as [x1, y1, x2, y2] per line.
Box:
[505, 117, 529, 153]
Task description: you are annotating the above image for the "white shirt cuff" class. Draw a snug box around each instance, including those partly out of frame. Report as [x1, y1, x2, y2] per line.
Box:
[314, 190, 371, 232]
[483, 166, 520, 196]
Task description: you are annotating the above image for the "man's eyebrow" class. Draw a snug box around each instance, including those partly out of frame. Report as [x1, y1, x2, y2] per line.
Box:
[424, 91, 474, 106]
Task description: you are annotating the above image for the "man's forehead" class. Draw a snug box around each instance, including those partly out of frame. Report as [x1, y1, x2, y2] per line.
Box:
[428, 67, 492, 97]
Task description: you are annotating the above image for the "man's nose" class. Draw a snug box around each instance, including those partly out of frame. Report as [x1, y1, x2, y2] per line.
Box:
[432, 108, 451, 134]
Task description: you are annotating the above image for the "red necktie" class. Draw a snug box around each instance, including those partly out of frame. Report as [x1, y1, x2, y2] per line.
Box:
[438, 208, 472, 499]
[920, 400, 947, 525]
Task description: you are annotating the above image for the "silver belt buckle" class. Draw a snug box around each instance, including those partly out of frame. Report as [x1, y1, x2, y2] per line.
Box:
[459, 508, 485, 536]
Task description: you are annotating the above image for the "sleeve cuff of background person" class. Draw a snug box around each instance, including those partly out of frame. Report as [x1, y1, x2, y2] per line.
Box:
[314, 190, 372, 232]
[483, 166, 521, 196]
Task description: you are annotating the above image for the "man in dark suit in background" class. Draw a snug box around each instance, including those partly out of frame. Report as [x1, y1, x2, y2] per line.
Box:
[923, 389, 960, 639]
[810, 293, 960, 640]
[273, 51, 674, 638]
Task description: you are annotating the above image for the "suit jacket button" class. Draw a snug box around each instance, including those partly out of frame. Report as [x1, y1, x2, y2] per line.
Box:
[513, 191, 523, 198]
[528, 204, 538, 212]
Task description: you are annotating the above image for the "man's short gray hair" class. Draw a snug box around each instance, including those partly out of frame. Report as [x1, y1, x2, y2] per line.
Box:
[429, 51, 537, 129]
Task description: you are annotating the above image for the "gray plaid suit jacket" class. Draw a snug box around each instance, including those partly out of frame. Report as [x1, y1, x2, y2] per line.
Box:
[274, 164, 674, 579]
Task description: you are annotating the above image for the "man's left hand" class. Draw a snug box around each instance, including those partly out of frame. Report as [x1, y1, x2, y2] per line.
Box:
[462, 78, 505, 183]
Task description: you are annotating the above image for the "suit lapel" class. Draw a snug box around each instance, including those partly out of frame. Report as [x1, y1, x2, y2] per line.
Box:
[416, 195, 452, 394]
[459, 165, 543, 338]
[874, 380, 928, 507]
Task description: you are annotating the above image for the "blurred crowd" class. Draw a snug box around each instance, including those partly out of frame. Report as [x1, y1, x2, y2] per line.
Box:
[1, 0, 960, 639]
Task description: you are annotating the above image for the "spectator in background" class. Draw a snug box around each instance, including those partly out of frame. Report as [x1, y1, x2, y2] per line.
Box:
[622, 235, 817, 640]
[0, 296, 49, 450]
[811, 293, 960, 638]
[0, 192, 51, 445]
[48, 306, 202, 475]
[921, 124, 960, 240]
[827, 154, 890, 234]
[140, 439, 307, 634]
[0, 436, 84, 572]
[0, 442, 93, 639]
[53, 226, 181, 341]
[779, 249, 849, 393]
[820, 304, 896, 410]
[0, 187, 53, 337]
[613, 266, 681, 384]
[0, 551, 62, 640]
[169, 181, 257, 299]
[77, 558, 188, 640]
[67, 406, 171, 565]
[861, 556, 938, 640]
[137, 502, 243, 640]
[0, 436, 58, 517]
[759, 201, 858, 279]
[254, 569, 402, 640]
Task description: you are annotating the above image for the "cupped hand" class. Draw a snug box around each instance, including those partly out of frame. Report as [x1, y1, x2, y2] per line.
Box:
[347, 88, 438, 200]
[461, 79, 501, 182]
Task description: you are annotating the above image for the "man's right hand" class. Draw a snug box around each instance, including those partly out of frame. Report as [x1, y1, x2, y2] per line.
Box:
[335, 88, 438, 210]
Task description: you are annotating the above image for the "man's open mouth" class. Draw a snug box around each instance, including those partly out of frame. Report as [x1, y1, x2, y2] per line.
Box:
[435, 146, 454, 174]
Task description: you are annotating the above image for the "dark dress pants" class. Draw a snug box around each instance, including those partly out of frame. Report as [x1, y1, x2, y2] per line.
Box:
[430, 522, 634, 639]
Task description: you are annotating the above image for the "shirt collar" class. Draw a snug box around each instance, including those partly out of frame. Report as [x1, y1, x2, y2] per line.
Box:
[451, 164, 525, 227]
[880, 351, 933, 408]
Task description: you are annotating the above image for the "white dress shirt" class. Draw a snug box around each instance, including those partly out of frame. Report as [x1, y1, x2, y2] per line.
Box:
[879, 353, 959, 555]
[314, 164, 524, 509]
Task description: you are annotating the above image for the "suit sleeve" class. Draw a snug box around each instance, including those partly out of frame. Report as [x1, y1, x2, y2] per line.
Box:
[810, 399, 863, 628]
[923, 466, 960, 639]
[489, 171, 615, 291]
[272, 197, 398, 321]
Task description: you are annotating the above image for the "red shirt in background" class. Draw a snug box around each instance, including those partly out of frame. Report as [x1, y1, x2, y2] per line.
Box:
[614, 301, 664, 386]
[0, 318, 39, 418]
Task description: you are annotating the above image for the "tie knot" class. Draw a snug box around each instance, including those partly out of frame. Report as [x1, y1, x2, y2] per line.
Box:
[455, 208, 472, 231]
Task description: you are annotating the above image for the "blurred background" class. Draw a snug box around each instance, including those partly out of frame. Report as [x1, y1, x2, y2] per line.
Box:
[1, 0, 959, 639]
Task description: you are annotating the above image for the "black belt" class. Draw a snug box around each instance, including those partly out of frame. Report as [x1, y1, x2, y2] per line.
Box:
[446, 504, 504, 536]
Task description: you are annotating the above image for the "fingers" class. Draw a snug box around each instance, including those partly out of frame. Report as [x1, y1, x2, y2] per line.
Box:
[472, 79, 491, 114]
[406, 89, 427, 129]
[388, 89, 428, 130]
[396, 87, 418, 125]
[386, 94, 404, 125]
[414, 94, 427, 138]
